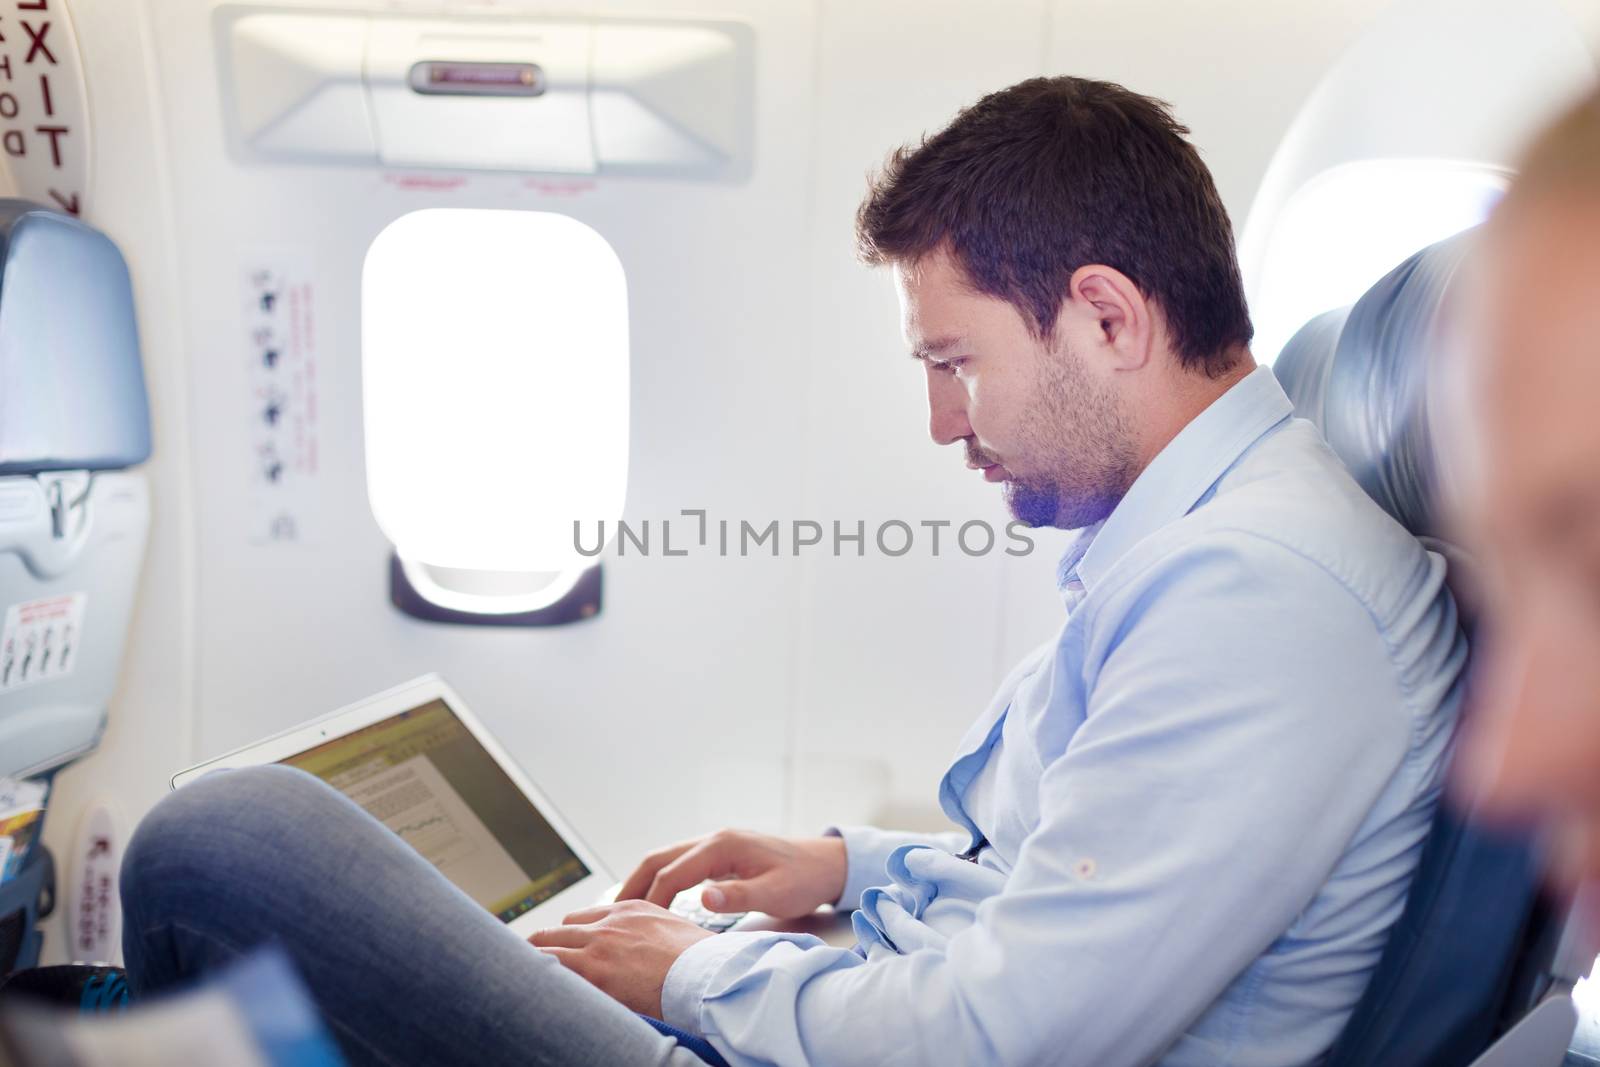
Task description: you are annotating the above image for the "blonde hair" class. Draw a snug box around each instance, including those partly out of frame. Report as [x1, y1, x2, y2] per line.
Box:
[1499, 86, 1600, 216]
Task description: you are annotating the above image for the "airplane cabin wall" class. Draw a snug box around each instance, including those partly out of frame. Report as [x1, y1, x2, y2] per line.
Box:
[34, 0, 1600, 964]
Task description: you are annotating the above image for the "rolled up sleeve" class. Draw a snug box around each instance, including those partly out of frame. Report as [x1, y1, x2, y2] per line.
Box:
[824, 825, 968, 910]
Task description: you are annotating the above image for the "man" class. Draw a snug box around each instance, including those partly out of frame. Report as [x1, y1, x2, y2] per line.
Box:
[1450, 87, 1600, 909]
[121, 78, 1465, 1066]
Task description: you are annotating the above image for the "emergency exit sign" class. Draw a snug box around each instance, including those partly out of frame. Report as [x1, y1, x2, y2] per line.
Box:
[0, 0, 87, 218]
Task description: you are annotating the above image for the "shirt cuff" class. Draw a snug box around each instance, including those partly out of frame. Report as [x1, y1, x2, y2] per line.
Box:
[824, 825, 966, 911]
[661, 930, 779, 1035]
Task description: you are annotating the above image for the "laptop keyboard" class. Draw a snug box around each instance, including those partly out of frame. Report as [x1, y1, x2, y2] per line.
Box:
[669, 885, 749, 933]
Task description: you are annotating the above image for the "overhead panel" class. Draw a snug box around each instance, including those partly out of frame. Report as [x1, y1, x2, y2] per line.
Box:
[227, 12, 374, 162]
[591, 24, 746, 171]
[214, 6, 754, 179]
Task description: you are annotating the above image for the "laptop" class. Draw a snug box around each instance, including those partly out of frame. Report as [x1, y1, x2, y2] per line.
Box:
[172, 674, 723, 937]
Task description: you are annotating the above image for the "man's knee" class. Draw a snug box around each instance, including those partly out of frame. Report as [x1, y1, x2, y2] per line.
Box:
[122, 765, 337, 909]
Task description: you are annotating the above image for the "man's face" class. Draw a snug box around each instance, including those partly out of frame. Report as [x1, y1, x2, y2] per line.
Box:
[894, 248, 1138, 530]
[1456, 194, 1600, 872]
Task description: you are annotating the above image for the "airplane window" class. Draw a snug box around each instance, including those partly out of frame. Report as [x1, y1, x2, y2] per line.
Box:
[1248, 160, 1506, 366]
[361, 208, 628, 617]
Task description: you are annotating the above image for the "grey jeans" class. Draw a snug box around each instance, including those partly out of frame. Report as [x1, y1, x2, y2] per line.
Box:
[120, 764, 709, 1067]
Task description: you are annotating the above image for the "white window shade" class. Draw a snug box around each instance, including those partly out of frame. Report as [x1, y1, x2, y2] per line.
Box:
[1237, 0, 1595, 364]
[362, 209, 628, 591]
[1248, 160, 1506, 366]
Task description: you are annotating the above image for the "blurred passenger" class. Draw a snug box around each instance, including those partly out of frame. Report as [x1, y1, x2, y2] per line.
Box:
[1452, 87, 1600, 909]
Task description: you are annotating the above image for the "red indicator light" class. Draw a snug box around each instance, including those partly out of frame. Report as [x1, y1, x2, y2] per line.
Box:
[408, 62, 547, 97]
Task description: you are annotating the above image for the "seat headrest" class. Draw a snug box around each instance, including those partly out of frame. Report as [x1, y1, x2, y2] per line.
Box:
[1274, 230, 1476, 538]
[0, 200, 151, 475]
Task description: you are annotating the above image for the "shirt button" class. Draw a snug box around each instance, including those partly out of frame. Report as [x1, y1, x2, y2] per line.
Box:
[1074, 858, 1097, 880]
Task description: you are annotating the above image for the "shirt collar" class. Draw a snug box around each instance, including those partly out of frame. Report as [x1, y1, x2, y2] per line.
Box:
[1054, 522, 1100, 607]
[1059, 366, 1293, 596]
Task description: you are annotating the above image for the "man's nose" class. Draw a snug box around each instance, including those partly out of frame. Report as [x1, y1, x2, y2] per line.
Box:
[927, 373, 972, 446]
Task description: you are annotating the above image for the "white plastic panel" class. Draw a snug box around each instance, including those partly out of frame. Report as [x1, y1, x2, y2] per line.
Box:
[591, 23, 751, 173]
[0, 472, 149, 778]
[215, 8, 753, 176]
[226, 11, 375, 161]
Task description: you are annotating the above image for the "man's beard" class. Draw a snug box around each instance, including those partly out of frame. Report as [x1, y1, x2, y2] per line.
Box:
[998, 341, 1139, 531]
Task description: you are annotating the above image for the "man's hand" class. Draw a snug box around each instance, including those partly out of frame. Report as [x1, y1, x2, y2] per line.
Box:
[616, 830, 848, 918]
[530, 900, 714, 1017]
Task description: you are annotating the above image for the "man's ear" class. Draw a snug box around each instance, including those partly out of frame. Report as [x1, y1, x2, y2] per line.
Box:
[1066, 264, 1152, 371]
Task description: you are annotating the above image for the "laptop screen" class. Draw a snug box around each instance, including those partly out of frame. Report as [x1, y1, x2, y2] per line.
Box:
[279, 698, 589, 923]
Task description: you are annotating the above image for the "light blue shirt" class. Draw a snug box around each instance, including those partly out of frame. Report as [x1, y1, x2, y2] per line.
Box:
[662, 367, 1466, 1067]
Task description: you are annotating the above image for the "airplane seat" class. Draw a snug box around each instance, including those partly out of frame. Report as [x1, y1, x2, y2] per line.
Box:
[0, 200, 151, 974]
[1274, 229, 1565, 1067]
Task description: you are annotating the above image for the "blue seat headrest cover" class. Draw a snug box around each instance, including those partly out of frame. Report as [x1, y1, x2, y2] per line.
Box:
[0, 201, 151, 474]
[1274, 230, 1476, 537]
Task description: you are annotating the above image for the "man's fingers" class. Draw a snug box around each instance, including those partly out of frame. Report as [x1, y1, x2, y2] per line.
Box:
[616, 840, 698, 901]
[699, 878, 755, 913]
[700, 870, 787, 915]
[528, 924, 594, 948]
[646, 838, 737, 908]
[560, 903, 616, 926]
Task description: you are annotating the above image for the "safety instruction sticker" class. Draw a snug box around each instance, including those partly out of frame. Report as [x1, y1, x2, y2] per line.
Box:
[66, 800, 119, 962]
[1, 591, 85, 691]
[242, 249, 320, 544]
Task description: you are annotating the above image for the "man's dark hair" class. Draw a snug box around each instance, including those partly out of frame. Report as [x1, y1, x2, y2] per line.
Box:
[856, 77, 1252, 375]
